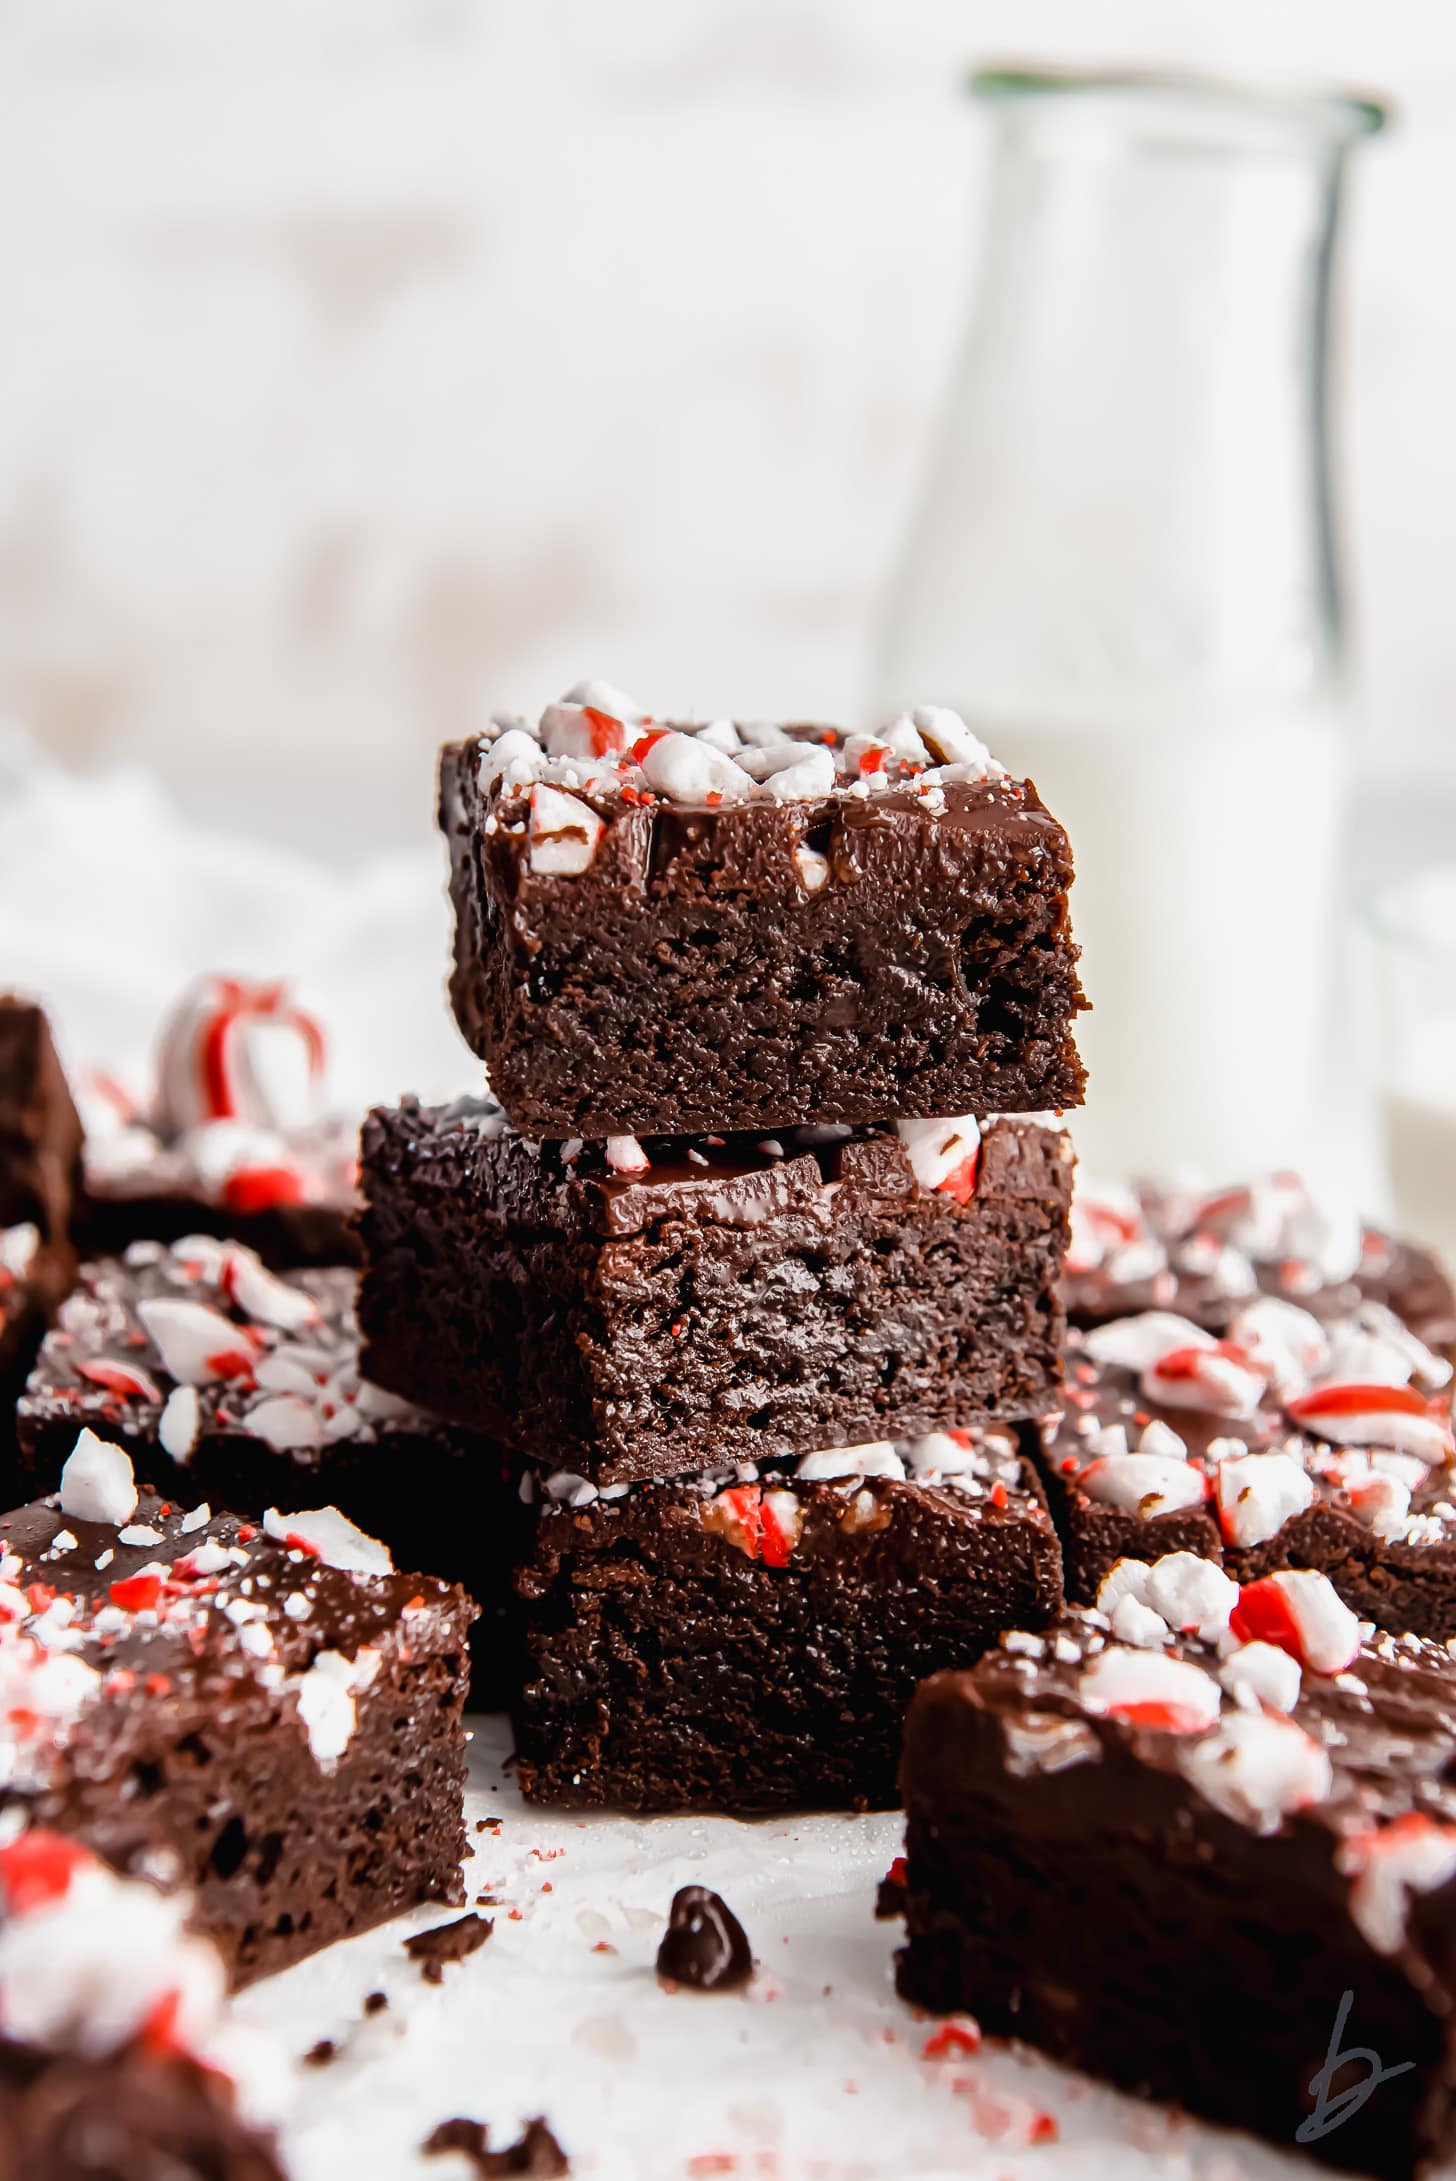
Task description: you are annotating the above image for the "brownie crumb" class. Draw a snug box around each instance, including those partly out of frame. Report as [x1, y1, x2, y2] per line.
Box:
[303, 2039, 338, 2067]
[363, 1990, 389, 2016]
[655, 1885, 752, 1992]
[405, 1912, 494, 1984]
[423, 2116, 569, 2175]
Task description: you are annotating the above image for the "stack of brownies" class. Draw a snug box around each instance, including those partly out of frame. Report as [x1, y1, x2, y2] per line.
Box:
[354, 679, 1088, 1809]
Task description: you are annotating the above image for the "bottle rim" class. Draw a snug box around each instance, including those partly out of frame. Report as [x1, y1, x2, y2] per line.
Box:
[968, 62, 1388, 142]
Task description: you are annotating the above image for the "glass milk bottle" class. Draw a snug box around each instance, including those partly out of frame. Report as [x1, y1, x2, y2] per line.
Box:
[877, 68, 1384, 1180]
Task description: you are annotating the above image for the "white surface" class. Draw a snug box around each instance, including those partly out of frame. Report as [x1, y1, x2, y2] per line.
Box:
[237, 1717, 1321, 2181]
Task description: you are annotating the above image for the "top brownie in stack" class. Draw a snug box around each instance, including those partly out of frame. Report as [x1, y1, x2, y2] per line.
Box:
[440, 682, 1086, 1135]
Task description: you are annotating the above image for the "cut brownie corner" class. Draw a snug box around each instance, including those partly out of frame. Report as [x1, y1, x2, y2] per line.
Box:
[892, 1556, 1456, 2179]
[0, 1441, 474, 1985]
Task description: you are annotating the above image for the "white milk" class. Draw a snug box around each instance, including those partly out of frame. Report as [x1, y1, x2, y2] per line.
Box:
[984, 704, 1349, 1180]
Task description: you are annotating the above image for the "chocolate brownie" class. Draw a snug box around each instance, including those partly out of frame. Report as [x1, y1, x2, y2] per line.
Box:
[0, 1829, 285, 2181]
[0, 1222, 75, 1491]
[1037, 1295, 1456, 1635]
[14, 1238, 519, 1687]
[77, 976, 360, 1270]
[0, 1440, 473, 1983]
[0, 996, 84, 1241]
[891, 1555, 1456, 2179]
[441, 684, 1086, 1135]
[359, 1097, 1073, 1484]
[513, 1428, 1062, 1811]
[1064, 1169, 1456, 1356]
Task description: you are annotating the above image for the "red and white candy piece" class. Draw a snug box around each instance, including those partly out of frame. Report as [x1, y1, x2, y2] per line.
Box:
[1082, 1312, 1212, 1374]
[1342, 1813, 1456, 1955]
[1180, 1709, 1332, 1833]
[1063, 1182, 1150, 1277]
[0, 1223, 39, 1281]
[1226, 1296, 1330, 1399]
[154, 975, 326, 1137]
[1143, 1339, 1266, 1422]
[796, 1442, 905, 1482]
[261, 1506, 393, 1576]
[1078, 1646, 1222, 1734]
[58, 1432, 138, 1529]
[638, 731, 754, 807]
[1228, 1569, 1361, 1675]
[1215, 1451, 1315, 1549]
[895, 1117, 981, 1202]
[219, 1247, 321, 1334]
[137, 1297, 257, 1386]
[75, 1358, 162, 1404]
[1285, 1382, 1454, 1467]
[528, 783, 606, 877]
[701, 1483, 804, 1566]
[158, 1385, 201, 1464]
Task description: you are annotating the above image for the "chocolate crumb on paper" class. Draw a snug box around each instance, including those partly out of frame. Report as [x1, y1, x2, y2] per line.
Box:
[656, 1885, 753, 1992]
[405, 1911, 493, 1984]
[422, 2116, 569, 2176]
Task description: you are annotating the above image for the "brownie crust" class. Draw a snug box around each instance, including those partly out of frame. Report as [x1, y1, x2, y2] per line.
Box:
[441, 731, 1086, 1136]
[359, 1099, 1073, 1484]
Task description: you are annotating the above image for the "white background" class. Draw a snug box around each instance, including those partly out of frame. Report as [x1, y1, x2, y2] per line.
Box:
[1, 0, 1454, 863]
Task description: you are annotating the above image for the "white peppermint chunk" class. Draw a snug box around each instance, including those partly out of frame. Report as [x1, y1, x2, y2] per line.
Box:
[909, 706, 996, 772]
[1286, 1383, 1452, 1467]
[1144, 1343, 1266, 1421]
[246, 1396, 326, 1455]
[1182, 1711, 1331, 1833]
[559, 677, 644, 720]
[795, 1442, 905, 1482]
[527, 784, 605, 877]
[694, 719, 742, 755]
[543, 1473, 598, 1507]
[1248, 1569, 1361, 1675]
[1143, 1552, 1239, 1640]
[1228, 1296, 1330, 1398]
[903, 1431, 985, 1480]
[58, 1432, 138, 1528]
[0, 1224, 39, 1278]
[1215, 1451, 1315, 1548]
[640, 731, 752, 806]
[605, 1135, 649, 1174]
[875, 715, 933, 766]
[1079, 1454, 1206, 1519]
[895, 1116, 981, 1193]
[1345, 1470, 1413, 1541]
[222, 1250, 321, 1334]
[1083, 1313, 1214, 1373]
[1220, 1641, 1302, 1714]
[1107, 1594, 1171, 1648]
[1345, 1818, 1456, 1955]
[757, 745, 836, 802]
[793, 845, 829, 893]
[479, 728, 546, 793]
[1138, 1419, 1189, 1461]
[137, 1298, 253, 1387]
[157, 1385, 200, 1464]
[293, 1650, 366, 1765]
[1079, 1646, 1222, 1731]
[262, 1507, 393, 1576]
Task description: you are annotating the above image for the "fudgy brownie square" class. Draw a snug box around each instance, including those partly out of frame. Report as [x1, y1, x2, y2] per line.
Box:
[359, 1098, 1073, 1486]
[441, 685, 1086, 1136]
[890, 1555, 1456, 2180]
[513, 1428, 1062, 1812]
[0, 1829, 286, 2181]
[1035, 1291, 1456, 1636]
[0, 1440, 473, 1984]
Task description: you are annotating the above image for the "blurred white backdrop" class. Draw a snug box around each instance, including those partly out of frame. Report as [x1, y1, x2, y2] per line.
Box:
[0, 0, 1450, 869]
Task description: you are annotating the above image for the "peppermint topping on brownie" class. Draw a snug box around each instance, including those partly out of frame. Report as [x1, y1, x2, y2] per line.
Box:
[22, 1240, 435, 1461]
[1059, 1288, 1456, 1555]
[1341, 1814, 1456, 1955]
[475, 683, 1011, 860]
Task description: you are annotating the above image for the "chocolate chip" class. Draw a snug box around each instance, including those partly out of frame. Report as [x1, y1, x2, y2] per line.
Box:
[363, 1990, 389, 2016]
[655, 1885, 752, 1992]
[303, 2038, 337, 2066]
